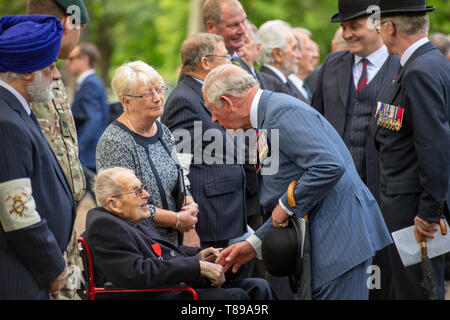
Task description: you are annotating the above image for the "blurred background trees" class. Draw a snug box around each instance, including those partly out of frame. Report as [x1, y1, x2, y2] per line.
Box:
[1, 0, 449, 89]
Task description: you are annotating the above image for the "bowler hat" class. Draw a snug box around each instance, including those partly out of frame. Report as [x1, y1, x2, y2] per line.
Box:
[262, 215, 304, 291]
[330, 0, 380, 23]
[379, 0, 435, 16]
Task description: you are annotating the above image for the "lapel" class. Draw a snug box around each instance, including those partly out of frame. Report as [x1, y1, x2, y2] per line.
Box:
[0, 87, 74, 204]
[183, 76, 211, 116]
[337, 52, 354, 112]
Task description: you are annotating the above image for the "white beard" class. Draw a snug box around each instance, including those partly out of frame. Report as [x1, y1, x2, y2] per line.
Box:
[27, 70, 54, 103]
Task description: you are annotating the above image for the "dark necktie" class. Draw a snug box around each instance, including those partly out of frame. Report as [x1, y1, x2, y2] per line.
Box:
[303, 82, 312, 101]
[356, 58, 369, 94]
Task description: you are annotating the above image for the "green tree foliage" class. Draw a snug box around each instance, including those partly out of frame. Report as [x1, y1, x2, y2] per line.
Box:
[1, 0, 449, 86]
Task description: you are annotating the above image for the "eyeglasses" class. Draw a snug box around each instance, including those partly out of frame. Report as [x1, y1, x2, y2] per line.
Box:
[67, 54, 82, 61]
[112, 185, 145, 198]
[205, 54, 232, 60]
[375, 20, 391, 33]
[126, 86, 167, 99]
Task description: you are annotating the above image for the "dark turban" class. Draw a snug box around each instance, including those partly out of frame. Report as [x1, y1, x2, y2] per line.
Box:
[0, 15, 64, 73]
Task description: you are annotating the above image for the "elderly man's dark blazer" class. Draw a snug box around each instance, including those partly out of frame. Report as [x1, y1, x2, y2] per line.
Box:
[311, 50, 401, 203]
[161, 76, 247, 243]
[84, 207, 205, 289]
[370, 42, 450, 299]
[0, 86, 75, 299]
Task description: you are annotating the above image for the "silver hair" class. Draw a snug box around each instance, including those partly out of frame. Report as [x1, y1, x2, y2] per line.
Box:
[0, 72, 22, 82]
[203, 0, 243, 27]
[203, 64, 258, 109]
[389, 13, 429, 37]
[257, 20, 292, 66]
[93, 167, 135, 208]
[245, 20, 259, 44]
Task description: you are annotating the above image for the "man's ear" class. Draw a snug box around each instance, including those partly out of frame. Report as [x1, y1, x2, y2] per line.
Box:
[106, 197, 121, 214]
[21, 72, 34, 82]
[61, 15, 71, 34]
[272, 48, 283, 64]
[220, 95, 234, 112]
[205, 21, 216, 34]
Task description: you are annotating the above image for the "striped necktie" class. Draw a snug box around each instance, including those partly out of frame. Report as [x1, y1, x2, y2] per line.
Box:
[356, 58, 369, 94]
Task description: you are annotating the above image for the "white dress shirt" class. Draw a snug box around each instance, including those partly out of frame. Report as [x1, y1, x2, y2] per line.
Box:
[353, 45, 389, 88]
[400, 37, 429, 66]
[76, 69, 96, 89]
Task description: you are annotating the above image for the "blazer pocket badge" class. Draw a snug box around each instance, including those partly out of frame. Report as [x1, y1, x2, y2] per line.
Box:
[375, 101, 404, 132]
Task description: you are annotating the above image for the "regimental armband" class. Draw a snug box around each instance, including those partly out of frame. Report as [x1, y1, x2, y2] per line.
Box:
[0, 178, 41, 232]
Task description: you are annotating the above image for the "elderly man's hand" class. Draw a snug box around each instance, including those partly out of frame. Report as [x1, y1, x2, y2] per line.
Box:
[197, 247, 222, 261]
[215, 241, 256, 274]
[199, 261, 225, 288]
[272, 204, 290, 228]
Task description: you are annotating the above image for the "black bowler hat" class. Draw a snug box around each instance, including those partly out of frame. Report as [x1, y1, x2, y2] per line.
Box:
[330, 0, 380, 23]
[261, 216, 304, 291]
[379, 0, 435, 16]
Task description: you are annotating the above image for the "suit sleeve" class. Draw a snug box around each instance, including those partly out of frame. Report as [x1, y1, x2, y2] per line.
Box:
[0, 122, 65, 286]
[75, 80, 108, 155]
[310, 60, 326, 114]
[404, 68, 450, 223]
[87, 216, 202, 289]
[270, 106, 346, 217]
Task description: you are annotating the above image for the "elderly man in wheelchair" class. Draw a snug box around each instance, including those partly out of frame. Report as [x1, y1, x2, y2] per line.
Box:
[80, 167, 275, 300]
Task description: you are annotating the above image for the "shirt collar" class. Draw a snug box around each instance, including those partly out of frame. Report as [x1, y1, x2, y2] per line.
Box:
[192, 76, 204, 85]
[0, 79, 31, 115]
[401, 37, 429, 66]
[263, 64, 288, 83]
[354, 45, 389, 68]
[250, 89, 263, 128]
[76, 69, 96, 86]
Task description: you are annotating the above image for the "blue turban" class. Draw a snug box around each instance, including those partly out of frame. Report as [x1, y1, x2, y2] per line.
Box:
[0, 15, 64, 73]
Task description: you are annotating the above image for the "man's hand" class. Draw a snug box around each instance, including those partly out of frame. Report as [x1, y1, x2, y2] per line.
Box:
[183, 229, 201, 247]
[48, 252, 68, 294]
[414, 216, 439, 242]
[177, 206, 198, 233]
[272, 203, 290, 228]
[199, 261, 225, 288]
[215, 241, 256, 273]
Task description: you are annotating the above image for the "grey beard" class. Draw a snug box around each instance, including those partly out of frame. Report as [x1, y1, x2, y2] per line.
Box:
[27, 71, 54, 103]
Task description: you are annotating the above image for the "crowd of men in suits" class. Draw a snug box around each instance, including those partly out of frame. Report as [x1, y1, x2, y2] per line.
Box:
[0, 0, 449, 300]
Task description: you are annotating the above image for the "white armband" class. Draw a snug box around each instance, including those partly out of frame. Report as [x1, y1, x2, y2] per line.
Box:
[0, 178, 41, 232]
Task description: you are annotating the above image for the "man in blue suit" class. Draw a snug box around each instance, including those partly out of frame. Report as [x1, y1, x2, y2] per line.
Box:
[373, 0, 450, 299]
[205, 64, 392, 300]
[162, 33, 247, 249]
[0, 15, 75, 299]
[66, 42, 109, 193]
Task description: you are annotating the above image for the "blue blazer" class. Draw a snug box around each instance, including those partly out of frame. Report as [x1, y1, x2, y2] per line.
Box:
[72, 73, 109, 170]
[254, 91, 392, 291]
[161, 76, 247, 242]
[0, 87, 75, 299]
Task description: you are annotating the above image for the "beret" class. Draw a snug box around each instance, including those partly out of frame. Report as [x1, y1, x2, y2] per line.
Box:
[53, 0, 89, 24]
[0, 15, 64, 73]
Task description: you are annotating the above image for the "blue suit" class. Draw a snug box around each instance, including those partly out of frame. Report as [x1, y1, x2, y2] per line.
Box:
[253, 91, 392, 298]
[161, 76, 247, 245]
[0, 86, 75, 299]
[72, 73, 109, 170]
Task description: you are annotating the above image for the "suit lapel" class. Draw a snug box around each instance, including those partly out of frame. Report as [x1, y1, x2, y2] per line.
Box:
[337, 53, 354, 112]
[183, 76, 211, 116]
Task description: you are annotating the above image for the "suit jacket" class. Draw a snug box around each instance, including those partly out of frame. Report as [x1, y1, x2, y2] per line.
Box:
[0, 87, 75, 299]
[72, 73, 110, 170]
[161, 76, 247, 242]
[254, 91, 392, 291]
[258, 66, 292, 96]
[311, 50, 401, 202]
[371, 42, 450, 231]
[84, 207, 204, 289]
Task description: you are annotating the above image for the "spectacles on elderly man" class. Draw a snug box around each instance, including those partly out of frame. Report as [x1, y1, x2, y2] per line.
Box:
[375, 19, 392, 33]
[126, 86, 167, 99]
[112, 185, 145, 198]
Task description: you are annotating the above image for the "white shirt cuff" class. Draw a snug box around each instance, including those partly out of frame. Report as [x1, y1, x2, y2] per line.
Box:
[246, 234, 263, 260]
[279, 198, 294, 216]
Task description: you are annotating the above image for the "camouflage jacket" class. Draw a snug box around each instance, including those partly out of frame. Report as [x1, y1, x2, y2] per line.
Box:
[30, 79, 86, 202]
